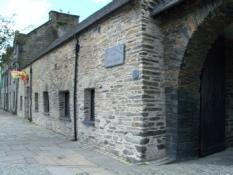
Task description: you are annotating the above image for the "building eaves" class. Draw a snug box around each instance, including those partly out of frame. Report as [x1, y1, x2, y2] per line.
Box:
[25, 0, 133, 68]
[151, 0, 186, 16]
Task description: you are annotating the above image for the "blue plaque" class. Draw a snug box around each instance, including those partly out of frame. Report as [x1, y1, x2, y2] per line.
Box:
[105, 44, 125, 68]
[132, 70, 139, 80]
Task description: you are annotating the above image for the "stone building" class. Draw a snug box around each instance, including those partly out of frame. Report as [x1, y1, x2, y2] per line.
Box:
[1, 0, 233, 163]
[1, 11, 79, 115]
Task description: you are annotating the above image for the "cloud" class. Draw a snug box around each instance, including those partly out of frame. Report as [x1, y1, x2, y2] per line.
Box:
[4, 0, 51, 33]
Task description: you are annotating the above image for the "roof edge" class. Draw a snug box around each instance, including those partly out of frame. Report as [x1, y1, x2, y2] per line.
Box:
[20, 0, 133, 70]
[151, 0, 186, 16]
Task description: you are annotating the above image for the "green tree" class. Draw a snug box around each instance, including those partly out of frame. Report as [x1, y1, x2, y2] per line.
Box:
[0, 15, 15, 67]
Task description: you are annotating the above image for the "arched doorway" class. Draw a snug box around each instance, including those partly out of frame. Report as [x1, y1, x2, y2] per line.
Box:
[164, 0, 233, 160]
[200, 35, 226, 156]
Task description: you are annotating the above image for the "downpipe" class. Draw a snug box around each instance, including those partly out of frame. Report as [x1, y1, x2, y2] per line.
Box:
[73, 36, 80, 141]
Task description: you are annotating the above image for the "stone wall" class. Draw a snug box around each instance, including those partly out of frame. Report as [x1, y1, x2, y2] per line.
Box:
[139, 0, 166, 161]
[0, 44, 19, 113]
[76, 2, 144, 163]
[74, 0, 166, 162]
[15, 0, 166, 163]
[17, 40, 76, 138]
[156, 0, 233, 159]
[11, 0, 233, 163]
[17, 66, 30, 119]
[1, 11, 79, 116]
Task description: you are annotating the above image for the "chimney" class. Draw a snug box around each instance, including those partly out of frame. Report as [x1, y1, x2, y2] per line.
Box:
[49, 11, 79, 37]
[49, 11, 79, 26]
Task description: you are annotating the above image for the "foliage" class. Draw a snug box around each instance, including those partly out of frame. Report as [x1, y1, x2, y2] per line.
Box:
[0, 15, 15, 69]
[0, 15, 14, 52]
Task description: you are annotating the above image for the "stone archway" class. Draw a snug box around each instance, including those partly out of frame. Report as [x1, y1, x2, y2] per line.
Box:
[164, 0, 233, 160]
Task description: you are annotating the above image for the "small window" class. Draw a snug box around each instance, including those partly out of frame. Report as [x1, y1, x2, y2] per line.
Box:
[2, 74, 4, 87]
[13, 91, 15, 107]
[9, 72, 11, 85]
[43, 91, 49, 115]
[59, 91, 70, 121]
[5, 73, 7, 87]
[83, 89, 95, 126]
[97, 26, 101, 33]
[20, 96, 22, 110]
[65, 92, 70, 117]
[90, 89, 95, 121]
[35, 93, 39, 112]
[6, 93, 8, 110]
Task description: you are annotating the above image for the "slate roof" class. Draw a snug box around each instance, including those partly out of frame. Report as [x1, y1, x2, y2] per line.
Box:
[27, 0, 132, 67]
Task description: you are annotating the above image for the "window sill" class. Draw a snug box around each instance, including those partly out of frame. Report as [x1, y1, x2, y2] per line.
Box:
[82, 120, 95, 126]
[34, 110, 39, 113]
[43, 112, 50, 116]
[59, 117, 71, 122]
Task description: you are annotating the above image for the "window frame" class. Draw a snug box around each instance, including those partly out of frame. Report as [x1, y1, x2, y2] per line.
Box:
[34, 93, 39, 112]
[83, 88, 95, 126]
[64, 92, 70, 118]
[13, 91, 15, 108]
[20, 96, 23, 110]
[43, 91, 49, 115]
[59, 91, 71, 121]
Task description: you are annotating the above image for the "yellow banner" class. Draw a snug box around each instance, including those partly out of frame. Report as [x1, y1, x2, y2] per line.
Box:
[9, 70, 27, 83]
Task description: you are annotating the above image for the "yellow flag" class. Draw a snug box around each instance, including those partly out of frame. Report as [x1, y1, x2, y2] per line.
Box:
[9, 70, 27, 83]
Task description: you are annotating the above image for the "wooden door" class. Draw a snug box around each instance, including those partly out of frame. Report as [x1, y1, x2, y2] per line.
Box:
[200, 36, 226, 156]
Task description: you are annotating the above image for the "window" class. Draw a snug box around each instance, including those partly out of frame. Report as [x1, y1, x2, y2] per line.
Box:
[35, 93, 38, 112]
[43, 91, 49, 115]
[20, 96, 22, 110]
[2, 74, 4, 87]
[97, 26, 101, 33]
[13, 92, 15, 107]
[9, 92, 11, 110]
[4, 73, 7, 87]
[65, 92, 70, 117]
[6, 93, 8, 110]
[9, 72, 11, 85]
[59, 91, 70, 121]
[83, 89, 95, 126]
[90, 89, 95, 121]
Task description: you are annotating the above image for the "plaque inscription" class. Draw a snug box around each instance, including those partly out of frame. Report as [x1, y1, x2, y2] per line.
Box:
[105, 44, 125, 68]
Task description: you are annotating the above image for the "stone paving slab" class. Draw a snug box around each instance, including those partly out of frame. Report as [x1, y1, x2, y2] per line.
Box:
[0, 110, 233, 175]
[34, 152, 96, 166]
[46, 167, 75, 175]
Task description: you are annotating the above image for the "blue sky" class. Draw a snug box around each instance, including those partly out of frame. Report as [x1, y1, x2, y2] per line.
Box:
[0, 0, 112, 33]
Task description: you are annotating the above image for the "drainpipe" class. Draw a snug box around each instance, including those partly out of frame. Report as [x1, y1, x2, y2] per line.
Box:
[73, 36, 80, 141]
[6, 70, 8, 111]
[15, 62, 19, 115]
[15, 78, 19, 115]
[29, 65, 32, 122]
[3, 73, 5, 111]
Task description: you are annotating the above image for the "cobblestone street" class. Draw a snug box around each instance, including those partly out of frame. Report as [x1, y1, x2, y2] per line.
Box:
[0, 110, 233, 175]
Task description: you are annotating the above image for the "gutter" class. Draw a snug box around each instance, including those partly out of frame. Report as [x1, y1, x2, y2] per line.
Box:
[151, 0, 186, 16]
[73, 36, 80, 141]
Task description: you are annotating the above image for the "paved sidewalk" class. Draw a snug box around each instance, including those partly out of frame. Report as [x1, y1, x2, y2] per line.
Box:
[0, 110, 233, 175]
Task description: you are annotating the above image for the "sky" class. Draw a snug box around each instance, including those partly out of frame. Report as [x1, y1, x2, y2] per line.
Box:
[0, 0, 112, 33]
